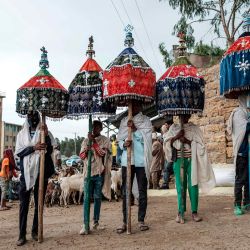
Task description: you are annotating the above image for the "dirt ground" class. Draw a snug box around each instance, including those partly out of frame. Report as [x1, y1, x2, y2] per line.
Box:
[1, 194, 250, 250]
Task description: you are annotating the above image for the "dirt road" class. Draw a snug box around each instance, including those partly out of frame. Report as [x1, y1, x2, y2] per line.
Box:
[1, 195, 250, 250]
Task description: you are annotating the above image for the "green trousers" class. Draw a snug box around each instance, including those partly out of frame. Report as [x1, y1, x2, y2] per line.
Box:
[173, 158, 199, 214]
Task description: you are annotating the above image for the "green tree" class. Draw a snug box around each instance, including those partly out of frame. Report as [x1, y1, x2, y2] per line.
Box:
[57, 136, 85, 157]
[172, 16, 195, 50]
[161, 0, 250, 46]
[159, 42, 173, 68]
[193, 41, 225, 56]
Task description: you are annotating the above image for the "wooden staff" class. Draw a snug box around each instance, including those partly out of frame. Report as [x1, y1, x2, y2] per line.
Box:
[126, 101, 133, 234]
[84, 114, 93, 233]
[38, 113, 46, 243]
[179, 115, 185, 220]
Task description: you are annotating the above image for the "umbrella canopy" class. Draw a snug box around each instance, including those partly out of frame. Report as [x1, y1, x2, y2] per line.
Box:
[103, 25, 156, 105]
[220, 16, 250, 99]
[16, 47, 68, 118]
[67, 36, 116, 118]
[156, 34, 205, 115]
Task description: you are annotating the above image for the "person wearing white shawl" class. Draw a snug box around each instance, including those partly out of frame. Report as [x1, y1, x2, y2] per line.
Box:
[15, 111, 55, 246]
[227, 94, 250, 216]
[116, 104, 152, 233]
[164, 115, 215, 224]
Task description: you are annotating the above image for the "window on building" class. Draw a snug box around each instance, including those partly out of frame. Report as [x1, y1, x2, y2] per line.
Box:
[5, 135, 8, 142]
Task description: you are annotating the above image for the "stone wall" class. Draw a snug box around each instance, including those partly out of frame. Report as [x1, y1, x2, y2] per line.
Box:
[190, 64, 238, 164]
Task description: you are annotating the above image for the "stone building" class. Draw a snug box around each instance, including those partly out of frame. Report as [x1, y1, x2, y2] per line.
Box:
[191, 64, 238, 164]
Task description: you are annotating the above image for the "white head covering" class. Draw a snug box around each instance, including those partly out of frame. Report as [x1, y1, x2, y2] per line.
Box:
[15, 118, 41, 190]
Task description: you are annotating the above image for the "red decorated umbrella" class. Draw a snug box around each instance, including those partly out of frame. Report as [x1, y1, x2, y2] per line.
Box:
[103, 25, 156, 234]
[67, 36, 116, 233]
[156, 34, 205, 221]
[16, 47, 69, 242]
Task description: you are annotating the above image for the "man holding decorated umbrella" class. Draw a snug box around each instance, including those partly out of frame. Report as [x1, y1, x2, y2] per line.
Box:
[15, 111, 55, 246]
[220, 15, 250, 216]
[116, 103, 152, 233]
[157, 34, 215, 224]
[164, 115, 215, 224]
[79, 120, 112, 235]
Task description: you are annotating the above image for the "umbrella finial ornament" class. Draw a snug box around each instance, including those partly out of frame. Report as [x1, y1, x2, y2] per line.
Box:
[177, 33, 187, 57]
[124, 24, 134, 48]
[39, 46, 49, 69]
[86, 35, 95, 59]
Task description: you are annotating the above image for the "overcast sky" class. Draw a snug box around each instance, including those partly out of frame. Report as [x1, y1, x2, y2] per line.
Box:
[0, 0, 227, 140]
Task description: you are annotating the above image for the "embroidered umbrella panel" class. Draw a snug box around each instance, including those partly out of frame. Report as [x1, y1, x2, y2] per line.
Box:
[103, 25, 156, 106]
[67, 37, 116, 118]
[16, 47, 69, 118]
[156, 34, 205, 115]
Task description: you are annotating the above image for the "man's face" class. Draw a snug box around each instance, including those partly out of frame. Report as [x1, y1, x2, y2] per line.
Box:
[27, 112, 40, 128]
[182, 115, 191, 124]
[132, 103, 142, 116]
[93, 124, 102, 136]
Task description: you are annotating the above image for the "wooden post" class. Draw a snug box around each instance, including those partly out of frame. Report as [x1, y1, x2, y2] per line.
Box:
[126, 101, 133, 234]
[84, 114, 93, 233]
[179, 115, 185, 219]
[38, 113, 46, 243]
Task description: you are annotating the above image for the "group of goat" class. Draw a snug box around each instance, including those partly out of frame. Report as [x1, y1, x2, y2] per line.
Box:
[44, 167, 122, 208]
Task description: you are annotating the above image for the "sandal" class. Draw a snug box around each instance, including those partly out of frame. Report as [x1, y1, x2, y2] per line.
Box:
[116, 224, 127, 234]
[138, 222, 149, 231]
[192, 213, 202, 222]
[175, 214, 185, 224]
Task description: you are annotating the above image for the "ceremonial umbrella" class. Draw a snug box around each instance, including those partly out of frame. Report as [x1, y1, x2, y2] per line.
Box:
[156, 34, 205, 220]
[67, 36, 116, 233]
[220, 16, 250, 99]
[220, 16, 250, 198]
[103, 25, 156, 234]
[16, 47, 69, 242]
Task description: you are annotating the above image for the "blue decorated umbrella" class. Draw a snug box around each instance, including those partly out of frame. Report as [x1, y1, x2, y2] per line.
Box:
[156, 34, 205, 220]
[67, 36, 116, 233]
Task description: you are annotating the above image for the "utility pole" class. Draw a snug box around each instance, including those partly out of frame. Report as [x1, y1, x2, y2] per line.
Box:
[74, 132, 77, 155]
[0, 91, 6, 158]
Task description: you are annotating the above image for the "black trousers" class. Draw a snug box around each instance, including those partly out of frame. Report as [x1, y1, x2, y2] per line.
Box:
[234, 156, 249, 207]
[19, 176, 48, 238]
[122, 166, 147, 224]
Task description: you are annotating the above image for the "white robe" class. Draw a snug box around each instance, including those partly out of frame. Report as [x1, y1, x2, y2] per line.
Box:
[15, 119, 56, 191]
[117, 112, 152, 195]
[164, 122, 216, 193]
[227, 107, 248, 166]
[15, 120, 41, 191]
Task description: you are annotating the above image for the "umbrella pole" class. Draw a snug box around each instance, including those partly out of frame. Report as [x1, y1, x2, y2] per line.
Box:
[127, 101, 132, 234]
[179, 115, 185, 220]
[247, 129, 250, 205]
[84, 114, 93, 233]
[38, 113, 46, 243]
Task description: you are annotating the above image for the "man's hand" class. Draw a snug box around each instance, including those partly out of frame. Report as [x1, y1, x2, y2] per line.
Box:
[180, 137, 191, 145]
[127, 120, 137, 132]
[176, 129, 184, 139]
[127, 120, 134, 127]
[171, 130, 184, 145]
[124, 140, 132, 148]
[34, 142, 47, 151]
[88, 132, 95, 141]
